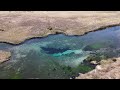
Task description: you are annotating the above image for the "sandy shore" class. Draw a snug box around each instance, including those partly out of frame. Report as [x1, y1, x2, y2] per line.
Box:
[0, 50, 11, 63]
[76, 58, 120, 79]
[0, 11, 120, 44]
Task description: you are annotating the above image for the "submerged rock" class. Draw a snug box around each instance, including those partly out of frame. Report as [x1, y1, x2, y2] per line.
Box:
[83, 43, 107, 51]
[52, 49, 84, 57]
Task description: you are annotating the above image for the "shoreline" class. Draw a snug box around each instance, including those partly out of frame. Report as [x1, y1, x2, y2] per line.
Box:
[76, 58, 120, 79]
[0, 50, 11, 63]
[0, 24, 120, 45]
[1, 11, 120, 78]
[0, 11, 120, 44]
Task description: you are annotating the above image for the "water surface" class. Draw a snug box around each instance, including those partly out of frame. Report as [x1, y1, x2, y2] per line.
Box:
[0, 26, 120, 79]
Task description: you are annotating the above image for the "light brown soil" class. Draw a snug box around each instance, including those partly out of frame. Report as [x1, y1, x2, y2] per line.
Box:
[0, 11, 120, 44]
[76, 58, 120, 79]
[0, 50, 11, 63]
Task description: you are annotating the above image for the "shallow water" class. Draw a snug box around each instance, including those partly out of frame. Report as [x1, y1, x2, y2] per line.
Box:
[0, 26, 120, 79]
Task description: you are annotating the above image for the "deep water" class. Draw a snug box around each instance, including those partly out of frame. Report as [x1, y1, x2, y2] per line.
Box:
[0, 26, 120, 79]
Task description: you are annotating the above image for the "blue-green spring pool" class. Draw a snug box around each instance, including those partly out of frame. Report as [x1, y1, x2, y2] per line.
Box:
[0, 26, 120, 79]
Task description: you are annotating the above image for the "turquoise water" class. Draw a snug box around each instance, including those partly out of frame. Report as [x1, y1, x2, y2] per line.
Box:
[0, 26, 120, 79]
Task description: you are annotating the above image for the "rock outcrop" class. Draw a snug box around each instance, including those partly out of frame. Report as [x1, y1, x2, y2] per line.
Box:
[0, 50, 11, 63]
[0, 11, 120, 44]
[76, 58, 120, 79]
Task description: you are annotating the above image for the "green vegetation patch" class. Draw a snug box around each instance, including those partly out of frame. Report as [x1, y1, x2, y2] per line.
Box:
[83, 40, 114, 51]
[10, 72, 22, 79]
[61, 64, 94, 77]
